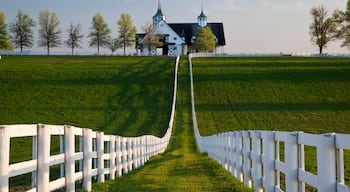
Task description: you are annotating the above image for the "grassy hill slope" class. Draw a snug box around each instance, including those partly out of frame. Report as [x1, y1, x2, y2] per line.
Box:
[192, 57, 350, 136]
[0, 56, 174, 137]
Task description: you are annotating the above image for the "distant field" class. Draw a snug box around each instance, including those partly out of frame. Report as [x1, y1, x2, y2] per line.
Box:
[192, 57, 350, 136]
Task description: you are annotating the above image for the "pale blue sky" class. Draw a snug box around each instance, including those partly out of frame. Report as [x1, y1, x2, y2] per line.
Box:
[1, 0, 349, 54]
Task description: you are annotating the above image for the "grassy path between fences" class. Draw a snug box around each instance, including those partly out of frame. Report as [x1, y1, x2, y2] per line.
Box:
[92, 57, 252, 192]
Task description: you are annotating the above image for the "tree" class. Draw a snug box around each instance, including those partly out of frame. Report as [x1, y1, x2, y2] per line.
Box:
[65, 23, 84, 55]
[0, 12, 13, 51]
[107, 38, 120, 55]
[88, 13, 111, 55]
[38, 10, 62, 55]
[8, 9, 35, 53]
[309, 5, 337, 54]
[336, 0, 350, 49]
[117, 13, 137, 55]
[193, 27, 216, 52]
[141, 22, 163, 55]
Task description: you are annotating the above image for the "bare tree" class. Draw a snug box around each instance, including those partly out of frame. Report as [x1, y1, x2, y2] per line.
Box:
[8, 10, 35, 53]
[141, 22, 163, 55]
[117, 13, 137, 55]
[38, 10, 62, 55]
[0, 12, 13, 51]
[88, 13, 111, 55]
[309, 5, 337, 54]
[107, 38, 120, 55]
[66, 23, 84, 55]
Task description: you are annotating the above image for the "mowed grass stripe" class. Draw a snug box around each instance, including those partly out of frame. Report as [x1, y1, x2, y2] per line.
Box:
[92, 57, 252, 192]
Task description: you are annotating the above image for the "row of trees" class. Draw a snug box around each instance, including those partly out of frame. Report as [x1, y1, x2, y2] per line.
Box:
[310, 1, 350, 54]
[0, 10, 137, 55]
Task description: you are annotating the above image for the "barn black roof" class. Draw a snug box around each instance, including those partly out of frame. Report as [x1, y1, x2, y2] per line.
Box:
[168, 23, 226, 46]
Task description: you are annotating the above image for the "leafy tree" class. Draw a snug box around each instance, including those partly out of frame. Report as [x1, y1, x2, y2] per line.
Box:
[38, 10, 62, 55]
[309, 5, 337, 54]
[335, 0, 350, 49]
[88, 13, 111, 55]
[117, 13, 137, 55]
[8, 9, 35, 53]
[193, 27, 216, 52]
[0, 12, 13, 51]
[65, 23, 84, 55]
[141, 22, 163, 55]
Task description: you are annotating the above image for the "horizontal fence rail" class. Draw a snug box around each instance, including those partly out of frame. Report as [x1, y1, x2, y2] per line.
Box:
[189, 53, 350, 192]
[0, 56, 179, 192]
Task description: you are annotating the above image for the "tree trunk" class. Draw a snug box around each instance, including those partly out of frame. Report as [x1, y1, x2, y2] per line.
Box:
[72, 45, 74, 56]
[123, 38, 126, 56]
[47, 45, 50, 56]
[319, 45, 323, 54]
[97, 41, 100, 55]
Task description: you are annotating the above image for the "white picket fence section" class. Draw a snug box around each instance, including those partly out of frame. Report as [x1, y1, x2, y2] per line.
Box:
[189, 53, 350, 192]
[0, 56, 180, 192]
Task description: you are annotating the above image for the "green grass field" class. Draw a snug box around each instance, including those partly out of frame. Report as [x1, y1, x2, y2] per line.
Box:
[92, 57, 252, 192]
[0, 56, 174, 137]
[1, 56, 251, 191]
[192, 56, 350, 189]
[192, 57, 350, 136]
[0, 56, 175, 189]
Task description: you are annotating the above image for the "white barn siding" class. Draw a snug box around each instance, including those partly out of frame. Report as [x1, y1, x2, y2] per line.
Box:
[157, 21, 185, 56]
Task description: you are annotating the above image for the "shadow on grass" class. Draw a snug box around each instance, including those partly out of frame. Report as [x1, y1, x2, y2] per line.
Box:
[196, 102, 350, 111]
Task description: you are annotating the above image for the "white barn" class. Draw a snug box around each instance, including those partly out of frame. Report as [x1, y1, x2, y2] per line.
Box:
[135, 1, 226, 56]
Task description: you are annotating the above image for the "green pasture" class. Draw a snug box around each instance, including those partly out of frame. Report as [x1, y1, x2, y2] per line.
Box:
[92, 57, 252, 192]
[0, 56, 175, 189]
[192, 57, 350, 135]
[0, 56, 250, 191]
[0, 56, 174, 137]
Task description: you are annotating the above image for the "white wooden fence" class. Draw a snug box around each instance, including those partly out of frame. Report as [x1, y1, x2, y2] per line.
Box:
[0, 56, 179, 192]
[189, 53, 350, 192]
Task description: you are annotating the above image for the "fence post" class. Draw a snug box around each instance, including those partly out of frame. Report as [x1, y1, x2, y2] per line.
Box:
[297, 132, 305, 192]
[37, 124, 51, 192]
[134, 138, 139, 169]
[60, 135, 64, 178]
[128, 138, 133, 171]
[235, 132, 243, 182]
[115, 136, 122, 177]
[317, 134, 336, 192]
[251, 131, 262, 191]
[96, 132, 104, 183]
[109, 135, 116, 180]
[79, 136, 83, 172]
[32, 136, 37, 188]
[0, 126, 10, 192]
[242, 131, 252, 187]
[284, 132, 298, 192]
[230, 132, 236, 177]
[122, 137, 128, 174]
[140, 137, 145, 166]
[65, 125, 75, 191]
[83, 128, 92, 191]
[261, 131, 275, 192]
